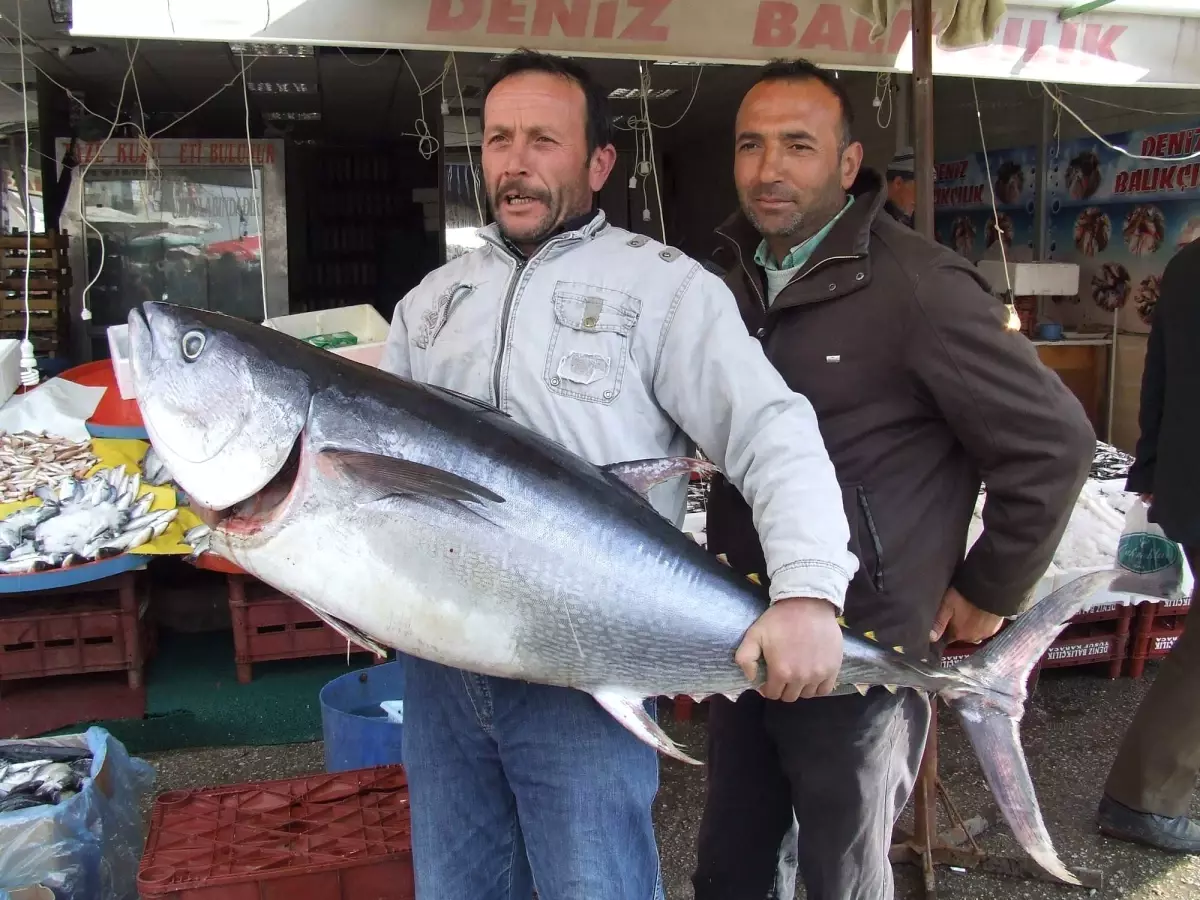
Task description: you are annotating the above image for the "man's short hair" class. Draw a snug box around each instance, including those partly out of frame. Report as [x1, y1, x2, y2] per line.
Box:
[750, 58, 855, 152]
[481, 49, 613, 155]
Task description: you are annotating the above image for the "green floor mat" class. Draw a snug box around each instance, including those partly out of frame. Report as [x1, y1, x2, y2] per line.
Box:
[45, 630, 380, 754]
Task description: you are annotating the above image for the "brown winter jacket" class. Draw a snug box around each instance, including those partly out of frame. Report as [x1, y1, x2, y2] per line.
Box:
[704, 168, 1097, 653]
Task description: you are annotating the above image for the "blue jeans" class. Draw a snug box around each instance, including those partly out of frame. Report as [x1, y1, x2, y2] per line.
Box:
[400, 654, 666, 900]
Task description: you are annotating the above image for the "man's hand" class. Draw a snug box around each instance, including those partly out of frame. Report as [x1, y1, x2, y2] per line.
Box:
[735, 596, 843, 702]
[929, 586, 1004, 645]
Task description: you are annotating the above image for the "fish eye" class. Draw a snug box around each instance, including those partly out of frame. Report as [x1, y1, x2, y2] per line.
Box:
[181, 330, 206, 361]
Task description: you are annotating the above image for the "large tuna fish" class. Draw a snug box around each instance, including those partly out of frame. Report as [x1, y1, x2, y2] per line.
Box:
[128, 301, 1129, 886]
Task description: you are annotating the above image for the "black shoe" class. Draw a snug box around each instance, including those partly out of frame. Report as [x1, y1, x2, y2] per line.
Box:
[1097, 794, 1200, 853]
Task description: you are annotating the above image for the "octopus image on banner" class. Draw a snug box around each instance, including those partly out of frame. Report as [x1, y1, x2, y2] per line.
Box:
[1092, 261, 1132, 312]
[1065, 149, 1102, 201]
[1123, 205, 1166, 257]
[951, 216, 977, 258]
[1177, 215, 1200, 250]
[1074, 207, 1111, 257]
[1134, 274, 1162, 325]
[986, 213, 1014, 249]
[994, 160, 1025, 206]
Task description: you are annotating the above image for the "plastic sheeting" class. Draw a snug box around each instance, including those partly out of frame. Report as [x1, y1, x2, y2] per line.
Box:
[0, 728, 155, 900]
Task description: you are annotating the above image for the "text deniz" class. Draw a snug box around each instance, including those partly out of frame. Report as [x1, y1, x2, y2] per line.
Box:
[427, 0, 673, 41]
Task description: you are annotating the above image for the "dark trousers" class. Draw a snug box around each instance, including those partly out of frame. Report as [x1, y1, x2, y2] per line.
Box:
[693, 685, 931, 900]
[1105, 547, 1200, 818]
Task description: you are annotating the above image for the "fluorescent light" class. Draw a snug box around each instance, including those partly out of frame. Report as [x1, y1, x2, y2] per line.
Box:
[247, 82, 318, 94]
[263, 111, 321, 121]
[230, 42, 313, 57]
[608, 88, 677, 100]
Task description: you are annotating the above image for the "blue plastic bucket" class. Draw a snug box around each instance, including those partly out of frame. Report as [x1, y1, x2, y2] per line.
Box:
[318, 658, 406, 773]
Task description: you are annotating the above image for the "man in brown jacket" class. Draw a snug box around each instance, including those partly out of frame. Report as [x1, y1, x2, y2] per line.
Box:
[692, 59, 1096, 900]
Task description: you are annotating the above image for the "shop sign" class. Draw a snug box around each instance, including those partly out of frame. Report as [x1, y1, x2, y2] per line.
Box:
[57, 138, 279, 170]
[69, 0, 1200, 88]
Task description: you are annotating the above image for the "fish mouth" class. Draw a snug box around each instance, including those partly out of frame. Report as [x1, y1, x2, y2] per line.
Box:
[213, 435, 304, 537]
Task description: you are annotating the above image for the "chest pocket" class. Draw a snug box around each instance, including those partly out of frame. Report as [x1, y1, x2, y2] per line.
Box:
[543, 284, 641, 405]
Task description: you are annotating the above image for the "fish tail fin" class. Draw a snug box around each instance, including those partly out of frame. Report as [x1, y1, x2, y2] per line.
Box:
[943, 569, 1124, 887]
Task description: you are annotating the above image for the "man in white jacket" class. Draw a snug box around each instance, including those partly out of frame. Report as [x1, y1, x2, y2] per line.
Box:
[379, 49, 858, 900]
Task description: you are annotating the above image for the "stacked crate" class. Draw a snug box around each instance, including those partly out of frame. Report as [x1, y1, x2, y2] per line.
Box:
[0, 571, 151, 696]
[0, 230, 72, 358]
[941, 598, 1133, 683]
[224, 571, 380, 683]
[1127, 593, 1191, 678]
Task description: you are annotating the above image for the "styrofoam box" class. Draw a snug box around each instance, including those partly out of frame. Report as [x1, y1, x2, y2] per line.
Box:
[0, 337, 19, 407]
[264, 304, 390, 368]
[977, 261, 1080, 297]
[107, 323, 136, 399]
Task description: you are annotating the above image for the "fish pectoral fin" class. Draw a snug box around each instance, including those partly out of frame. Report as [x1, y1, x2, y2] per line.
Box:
[305, 605, 390, 659]
[603, 457, 719, 498]
[591, 690, 702, 767]
[320, 448, 505, 507]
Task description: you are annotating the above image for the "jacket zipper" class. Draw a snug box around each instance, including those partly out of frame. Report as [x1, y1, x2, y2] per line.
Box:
[489, 234, 577, 407]
[491, 256, 526, 407]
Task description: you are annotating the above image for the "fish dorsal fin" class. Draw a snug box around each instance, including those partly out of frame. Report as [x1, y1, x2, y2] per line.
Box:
[423, 383, 511, 418]
[603, 457, 718, 498]
[319, 448, 505, 506]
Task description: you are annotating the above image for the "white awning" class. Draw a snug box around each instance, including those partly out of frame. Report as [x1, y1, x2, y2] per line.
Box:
[68, 0, 1200, 88]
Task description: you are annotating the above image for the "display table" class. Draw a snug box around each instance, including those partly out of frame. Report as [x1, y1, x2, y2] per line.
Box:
[57, 359, 148, 440]
[1033, 338, 1111, 432]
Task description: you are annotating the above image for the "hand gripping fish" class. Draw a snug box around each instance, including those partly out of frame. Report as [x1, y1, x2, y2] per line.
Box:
[128, 301, 1145, 886]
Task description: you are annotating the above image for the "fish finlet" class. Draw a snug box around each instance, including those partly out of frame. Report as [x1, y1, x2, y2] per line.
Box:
[836, 616, 846, 628]
[863, 630, 877, 641]
[746, 572, 761, 585]
[854, 684, 869, 696]
[893, 645, 904, 654]
[716, 553, 729, 566]
[883, 684, 898, 693]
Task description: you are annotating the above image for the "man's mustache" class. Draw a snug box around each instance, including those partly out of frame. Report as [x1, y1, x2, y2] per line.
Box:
[493, 181, 552, 204]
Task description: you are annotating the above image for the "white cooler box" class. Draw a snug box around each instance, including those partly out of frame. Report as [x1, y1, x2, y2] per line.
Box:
[264, 305, 391, 368]
[0, 337, 19, 407]
[106, 324, 136, 399]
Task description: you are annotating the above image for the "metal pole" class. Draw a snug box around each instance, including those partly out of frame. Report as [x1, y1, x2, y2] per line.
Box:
[912, 0, 935, 240]
[1035, 92, 1051, 261]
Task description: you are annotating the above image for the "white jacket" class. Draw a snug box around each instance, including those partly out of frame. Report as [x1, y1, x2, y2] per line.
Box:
[379, 211, 858, 609]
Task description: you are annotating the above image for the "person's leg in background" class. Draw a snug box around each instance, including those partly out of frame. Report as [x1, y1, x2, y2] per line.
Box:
[497, 679, 665, 900]
[692, 691, 801, 900]
[400, 654, 535, 900]
[768, 687, 931, 900]
[1099, 548, 1200, 851]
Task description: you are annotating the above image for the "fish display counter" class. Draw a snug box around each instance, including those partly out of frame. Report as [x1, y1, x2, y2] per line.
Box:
[0, 437, 205, 593]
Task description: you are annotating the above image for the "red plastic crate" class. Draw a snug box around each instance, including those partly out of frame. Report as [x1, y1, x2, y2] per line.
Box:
[138, 765, 414, 900]
[226, 575, 377, 684]
[0, 571, 148, 691]
[1127, 596, 1191, 678]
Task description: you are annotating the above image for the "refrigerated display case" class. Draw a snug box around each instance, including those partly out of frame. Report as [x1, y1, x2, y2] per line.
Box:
[55, 137, 288, 361]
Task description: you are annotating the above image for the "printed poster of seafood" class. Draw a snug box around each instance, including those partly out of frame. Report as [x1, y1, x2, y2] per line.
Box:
[933, 144, 1041, 261]
[1045, 121, 1200, 333]
[935, 208, 1037, 262]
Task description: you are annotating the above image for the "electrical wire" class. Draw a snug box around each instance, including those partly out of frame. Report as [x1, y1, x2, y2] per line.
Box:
[17, 0, 32, 369]
[449, 52, 484, 228]
[971, 78, 1020, 331]
[240, 52, 269, 322]
[1041, 84, 1200, 162]
[336, 46, 392, 67]
[875, 72, 894, 130]
[399, 51, 451, 160]
[638, 61, 667, 244]
[1053, 87, 1200, 119]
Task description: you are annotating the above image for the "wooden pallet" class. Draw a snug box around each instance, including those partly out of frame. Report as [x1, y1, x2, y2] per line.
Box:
[0, 230, 72, 356]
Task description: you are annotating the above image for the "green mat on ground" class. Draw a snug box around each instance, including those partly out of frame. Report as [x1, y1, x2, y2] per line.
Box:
[46, 630, 380, 754]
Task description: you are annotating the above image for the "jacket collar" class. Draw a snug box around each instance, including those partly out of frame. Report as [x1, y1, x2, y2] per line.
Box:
[480, 208, 609, 261]
[715, 166, 889, 283]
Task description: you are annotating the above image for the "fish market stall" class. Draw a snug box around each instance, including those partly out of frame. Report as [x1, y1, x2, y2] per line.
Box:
[0, 728, 154, 900]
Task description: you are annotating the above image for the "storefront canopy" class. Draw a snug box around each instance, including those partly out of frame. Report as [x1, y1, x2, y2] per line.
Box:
[68, 0, 1200, 88]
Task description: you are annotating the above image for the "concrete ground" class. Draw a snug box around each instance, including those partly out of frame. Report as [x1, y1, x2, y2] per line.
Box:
[139, 664, 1200, 899]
